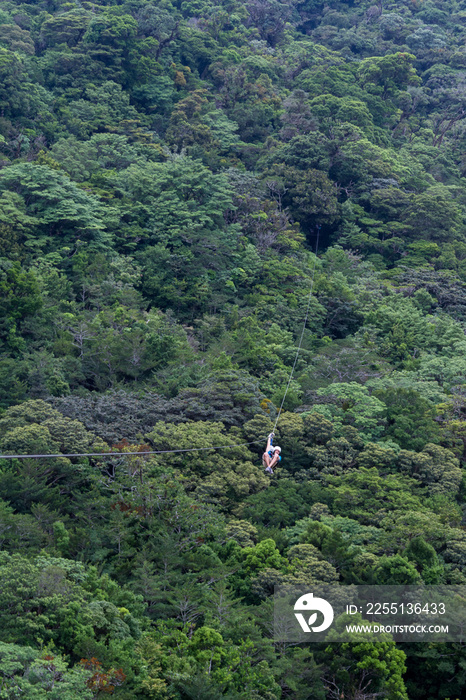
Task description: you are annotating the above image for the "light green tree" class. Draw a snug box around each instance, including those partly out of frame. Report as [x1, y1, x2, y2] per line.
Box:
[318, 613, 408, 700]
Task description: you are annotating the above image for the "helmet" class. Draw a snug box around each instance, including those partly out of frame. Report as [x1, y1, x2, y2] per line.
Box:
[274, 446, 281, 454]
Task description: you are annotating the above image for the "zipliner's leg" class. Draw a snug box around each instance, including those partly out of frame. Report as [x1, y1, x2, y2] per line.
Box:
[263, 452, 274, 474]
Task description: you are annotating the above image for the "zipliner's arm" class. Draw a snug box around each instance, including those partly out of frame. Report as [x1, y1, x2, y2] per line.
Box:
[266, 432, 274, 453]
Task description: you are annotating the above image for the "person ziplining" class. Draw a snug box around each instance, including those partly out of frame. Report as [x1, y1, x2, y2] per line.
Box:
[262, 432, 281, 475]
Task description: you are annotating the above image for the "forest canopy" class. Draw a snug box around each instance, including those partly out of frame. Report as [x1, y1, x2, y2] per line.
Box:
[1, 0, 466, 698]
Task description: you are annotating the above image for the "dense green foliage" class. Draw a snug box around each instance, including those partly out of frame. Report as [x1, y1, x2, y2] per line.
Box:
[2, 0, 466, 697]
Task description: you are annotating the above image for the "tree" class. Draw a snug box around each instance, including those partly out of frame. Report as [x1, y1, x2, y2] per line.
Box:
[312, 382, 386, 440]
[310, 94, 375, 136]
[375, 387, 440, 450]
[401, 186, 464, 242]
[64, 81, 141, 137]
[82, 11, 138, 83]
[238, 479, 322, 529]
[267, 164, 339, 235]
[373, 554, 421, 584]
[0, 261, 42, 351]
[165, 90, 217, 151]
[325, 467, 426, 526]
[280, 89, 317, 141]
[404, 642, 466, 700]
[49, 133, 149, 182]
[39, 9, 91, 49]
[318, 614, 408, 700]
[0, 642, 94, 700]
[401, 443, 463, 497]
[0, 553, 142, 656]
[0, 163, 108, 254]
[357, 52, 420, 100]
[0, 400, 107, 513]
[245, 0, 293, 46]
[114, 156, 233, 243]
[136, 4, 181, 60]
[404, 536, 444, 584]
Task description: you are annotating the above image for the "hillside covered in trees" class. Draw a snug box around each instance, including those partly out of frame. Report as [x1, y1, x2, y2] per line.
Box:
[1, 0, 466, 697]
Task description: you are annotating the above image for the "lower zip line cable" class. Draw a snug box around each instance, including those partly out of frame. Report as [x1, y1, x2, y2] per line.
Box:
[0, 440, 264, 460]
[272, 228, 320, 434]
[0, 234, 320, 461]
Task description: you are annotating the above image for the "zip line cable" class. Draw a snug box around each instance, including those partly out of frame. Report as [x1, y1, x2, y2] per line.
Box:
[0, 234, 320, 461]
[272, 228, 320, 434]
[0, 440, 264, 460]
